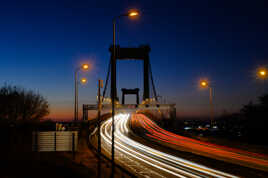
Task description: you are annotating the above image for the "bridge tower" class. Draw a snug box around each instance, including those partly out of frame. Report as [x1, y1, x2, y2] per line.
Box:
[109, 45, 151, 102]
[103, 45, 157, 103]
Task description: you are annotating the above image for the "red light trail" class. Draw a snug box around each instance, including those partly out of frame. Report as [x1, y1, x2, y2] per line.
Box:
[131, 114, 268, 171]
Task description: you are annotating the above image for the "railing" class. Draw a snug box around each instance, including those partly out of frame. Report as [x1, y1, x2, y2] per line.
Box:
[32, 131, 78, 152]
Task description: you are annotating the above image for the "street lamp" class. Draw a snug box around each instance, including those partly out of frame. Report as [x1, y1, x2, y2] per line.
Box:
[201, 81, 208, 87]
[97, 79, 103, 178]
[74, 64, 90, 121]
[200, 79, 214, 127]
[82, 64, 89, 70]
[257, 67, 267, 80]
[256, 67, 267, 95]
[80, 78, 88, 84]
[111, 9, 139, 177]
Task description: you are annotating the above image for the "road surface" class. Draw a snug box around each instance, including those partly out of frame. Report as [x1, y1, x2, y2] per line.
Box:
[96, 113, 238, 178]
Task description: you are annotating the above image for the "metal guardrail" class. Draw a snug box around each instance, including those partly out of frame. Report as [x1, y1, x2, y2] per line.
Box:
[32, 131, 78, 152]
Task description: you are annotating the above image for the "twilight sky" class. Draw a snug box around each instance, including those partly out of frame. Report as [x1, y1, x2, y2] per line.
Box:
[1, 0, 268, 120]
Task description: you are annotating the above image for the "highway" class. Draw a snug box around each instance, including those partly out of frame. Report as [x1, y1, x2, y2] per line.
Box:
[131, 114, 268, 171]
[98, 113, 238, 178]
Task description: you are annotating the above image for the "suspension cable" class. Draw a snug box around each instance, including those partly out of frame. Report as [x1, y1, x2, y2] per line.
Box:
[102, 59, 111, 102]
[149, 60, 158, 101]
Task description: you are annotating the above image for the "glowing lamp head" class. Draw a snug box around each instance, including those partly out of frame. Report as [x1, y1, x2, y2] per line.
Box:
[259, 70, 266, 76]
[257, 67, 267, 79]
[200, 81, 208, 87]
[80, 78, 87, 84]
[128, 10, 139, 17]
[82, 64, 89, 70]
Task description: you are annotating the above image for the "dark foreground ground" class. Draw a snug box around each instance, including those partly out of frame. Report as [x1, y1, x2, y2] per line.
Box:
[0, 120, 132, 178]
[0, 131, 96, 178]
[1, 119, 267, 178]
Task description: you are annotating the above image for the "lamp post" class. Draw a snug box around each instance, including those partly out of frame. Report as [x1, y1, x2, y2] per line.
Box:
[200, 80, 214, 127]
[111, 9, 139, 177]
[74, 64, 89, 121]
[97, 79, 103, 178]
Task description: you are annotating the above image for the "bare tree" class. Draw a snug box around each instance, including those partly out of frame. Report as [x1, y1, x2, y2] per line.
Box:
[0, 85, 49, 121]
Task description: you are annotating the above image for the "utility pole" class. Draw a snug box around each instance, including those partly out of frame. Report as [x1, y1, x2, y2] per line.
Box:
[111, 19, 116, 178]
[209, 87, 214, 127]
[98, 79, 103, 178]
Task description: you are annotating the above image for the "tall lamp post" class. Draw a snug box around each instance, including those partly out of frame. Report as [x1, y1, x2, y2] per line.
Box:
[200, 80, 214, 127]
[74, 64, 89, 121]
[97, 79, 103, 178]
[111, 9, 139, 177]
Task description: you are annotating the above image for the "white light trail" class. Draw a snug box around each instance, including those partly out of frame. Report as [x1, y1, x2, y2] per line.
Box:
[99, 113, 238, 178]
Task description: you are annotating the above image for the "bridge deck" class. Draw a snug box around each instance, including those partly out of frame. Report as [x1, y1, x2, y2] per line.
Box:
[83, 104, 175, 111]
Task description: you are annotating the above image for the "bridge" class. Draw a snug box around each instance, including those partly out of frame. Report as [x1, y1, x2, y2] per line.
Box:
[82, 45, 176, 120]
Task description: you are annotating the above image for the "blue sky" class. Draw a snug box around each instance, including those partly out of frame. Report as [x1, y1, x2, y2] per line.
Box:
[0, 0, 268, 119]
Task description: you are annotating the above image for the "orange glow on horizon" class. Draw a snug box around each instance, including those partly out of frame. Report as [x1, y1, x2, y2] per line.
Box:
[46, 106, 97, 121]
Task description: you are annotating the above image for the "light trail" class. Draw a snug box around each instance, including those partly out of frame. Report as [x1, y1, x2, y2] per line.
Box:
[131, 114, 268, 171]
[98, 113, 238, 178]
